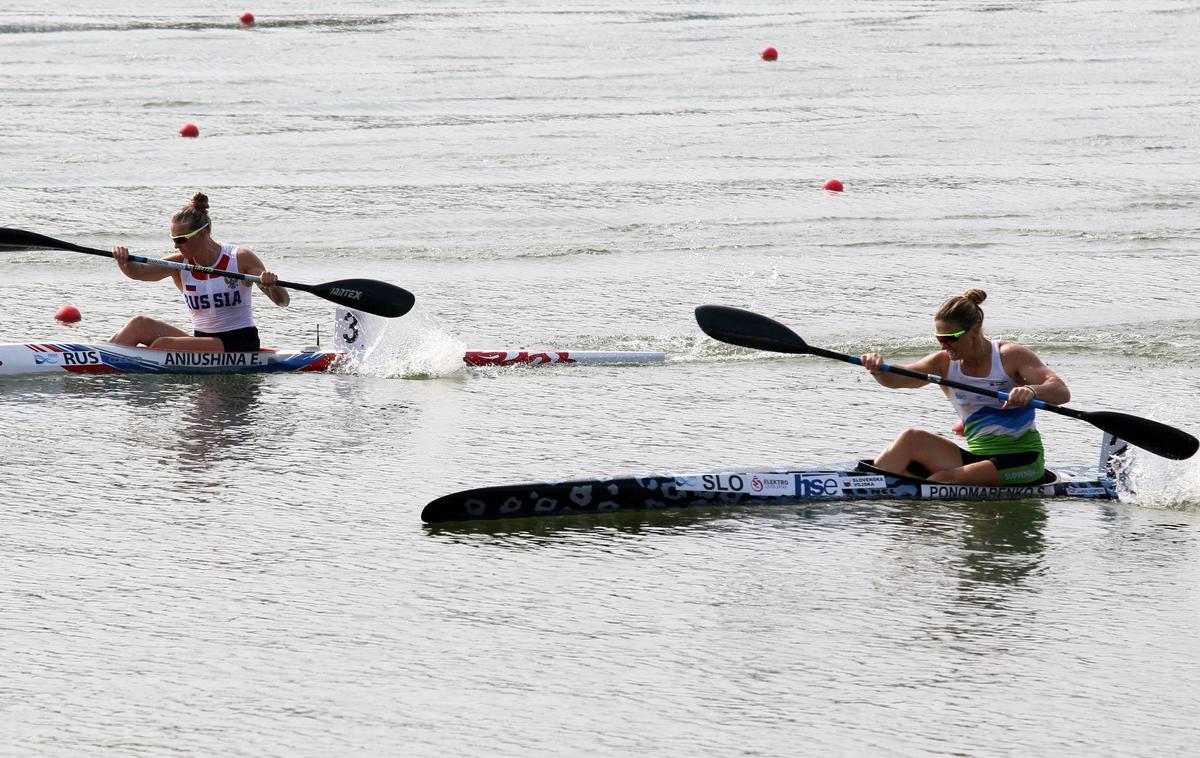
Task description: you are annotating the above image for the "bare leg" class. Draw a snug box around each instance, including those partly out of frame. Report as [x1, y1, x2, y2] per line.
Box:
[110, 315, 188, 348]
[927, 460, 1001, 485]
[148, 336, 225, 352]
[873, 428, 1003, 485]
[874, 428, 969, 477]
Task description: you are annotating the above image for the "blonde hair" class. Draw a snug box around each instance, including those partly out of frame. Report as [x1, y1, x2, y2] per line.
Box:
[171, 191, 210, 234]
[935, 288, 986, 327]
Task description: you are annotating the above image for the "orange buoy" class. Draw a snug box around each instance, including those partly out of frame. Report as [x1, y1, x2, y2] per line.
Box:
[240, 11, 255, 26]
[761, 46, 778, 61]
[179, 123, 200, 138]
[55, 305, 82, 323]
[822, 178, 844, 192]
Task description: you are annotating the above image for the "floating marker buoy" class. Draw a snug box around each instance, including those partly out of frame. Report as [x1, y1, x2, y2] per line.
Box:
[761, 46, 778, 61]
[179, 123, 200, 138]
[822, 178, 844, 192]
[240, 11, 255, 26]
[952, 421, 965, 436]
[55, 305, 81, 323]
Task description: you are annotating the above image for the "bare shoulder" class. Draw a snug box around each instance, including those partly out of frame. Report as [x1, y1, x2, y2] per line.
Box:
[236, 247, 265, 275]
[903, 349, 951, 374]
[999, 340, 1056, 383]
[999, 340, 1043, 364]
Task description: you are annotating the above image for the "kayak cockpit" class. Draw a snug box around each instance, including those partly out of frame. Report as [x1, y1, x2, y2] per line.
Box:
[855, 459, 1060, 486]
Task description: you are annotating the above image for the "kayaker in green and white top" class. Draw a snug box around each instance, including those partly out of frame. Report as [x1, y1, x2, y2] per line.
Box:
[860, 287, 1070, 485]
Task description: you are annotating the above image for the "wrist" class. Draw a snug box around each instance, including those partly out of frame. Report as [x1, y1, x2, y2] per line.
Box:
[1025, 384, 1039, 398]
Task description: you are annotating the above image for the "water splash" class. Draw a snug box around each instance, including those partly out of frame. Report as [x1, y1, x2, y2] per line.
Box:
[1113, 447, 1200, 510]
[337, 307, 465, 379]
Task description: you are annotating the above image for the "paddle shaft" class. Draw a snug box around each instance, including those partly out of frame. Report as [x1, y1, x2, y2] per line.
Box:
[11, 233, 287, 289]
[804, 343, 1088, 421]
[0, 227, 416, 318]
[124, 252, 319, 293]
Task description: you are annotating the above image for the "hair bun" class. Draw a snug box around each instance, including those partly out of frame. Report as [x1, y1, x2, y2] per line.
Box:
[190, 192, 210, 214]
[962, 287, 987, 305]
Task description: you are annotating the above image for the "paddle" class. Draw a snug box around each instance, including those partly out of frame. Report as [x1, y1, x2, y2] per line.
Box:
[0, 227, 416, 318]
[695, 304, 1199, 461]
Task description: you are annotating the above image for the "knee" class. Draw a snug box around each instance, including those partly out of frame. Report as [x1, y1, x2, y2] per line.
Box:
[894, 427, 932, 445]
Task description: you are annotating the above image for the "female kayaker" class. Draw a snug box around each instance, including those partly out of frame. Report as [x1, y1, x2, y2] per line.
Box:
[109, 191, 289, 351]
[860, 288, 1069, 485]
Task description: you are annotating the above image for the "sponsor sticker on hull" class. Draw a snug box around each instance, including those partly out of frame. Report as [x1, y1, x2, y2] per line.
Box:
[677, 472, 893, 499]
[796, 473, 843, 498]
[463, 351, 573, 366]
[1064, 485, 1112, 497]
[843, 475, 887, 490]
[676, 473, 796, 497]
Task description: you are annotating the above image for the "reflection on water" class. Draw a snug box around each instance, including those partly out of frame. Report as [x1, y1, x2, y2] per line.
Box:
[422, 497, 1054, 590]
[957, 501, 1047, 589]
[173, 376, 264, 471]
[422, 504, 756, 544]
[0, 374, 270, 500]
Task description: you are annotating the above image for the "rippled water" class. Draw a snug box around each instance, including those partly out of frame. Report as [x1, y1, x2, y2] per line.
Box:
[3, 1, 1200, 755]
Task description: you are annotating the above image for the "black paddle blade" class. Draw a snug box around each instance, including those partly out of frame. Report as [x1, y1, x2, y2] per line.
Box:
[0, 227, 104, 256]
[1083, 411, 1199, 461]
[305, 278, 416, 319]
[694, 305, 810, 355]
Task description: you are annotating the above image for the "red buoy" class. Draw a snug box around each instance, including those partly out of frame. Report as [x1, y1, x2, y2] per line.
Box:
[240, 11, 255, 26]
[952, 421, 965, 436]
[55, 305, 82, 323]
[179, 123, 200, 138]
[822, 178, 844, 192]
[761, 46, 778, 61]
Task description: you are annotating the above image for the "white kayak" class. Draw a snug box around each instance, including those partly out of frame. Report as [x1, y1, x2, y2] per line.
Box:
[0, 306, 666, 376]
[0, 342, 338, 376]
[0, 342, 664, 376]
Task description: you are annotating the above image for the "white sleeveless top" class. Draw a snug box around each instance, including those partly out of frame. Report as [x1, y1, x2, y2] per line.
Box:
[946, 339, 1039, 453]
[181, 244, 255, 333]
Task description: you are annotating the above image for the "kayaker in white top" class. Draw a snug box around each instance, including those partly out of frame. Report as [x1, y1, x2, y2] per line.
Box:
[859, 288, 1070, 485]
[109, 192, 289, 352]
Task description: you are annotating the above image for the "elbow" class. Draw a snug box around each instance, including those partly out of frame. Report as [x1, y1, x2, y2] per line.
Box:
[1047, 382, 1069, 405]
[1055, 379, 1070, 404]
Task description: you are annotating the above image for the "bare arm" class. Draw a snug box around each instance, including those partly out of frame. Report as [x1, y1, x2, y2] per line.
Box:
[860, 350, 950, 389]
[112, 246, 179, 282]
[237, 248, 290, 307]
[1001, 342, 1070, 408]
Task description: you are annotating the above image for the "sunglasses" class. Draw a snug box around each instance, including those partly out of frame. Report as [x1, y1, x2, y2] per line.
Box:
[934, 326, 970, 346]
[171, 221, 209, 245]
